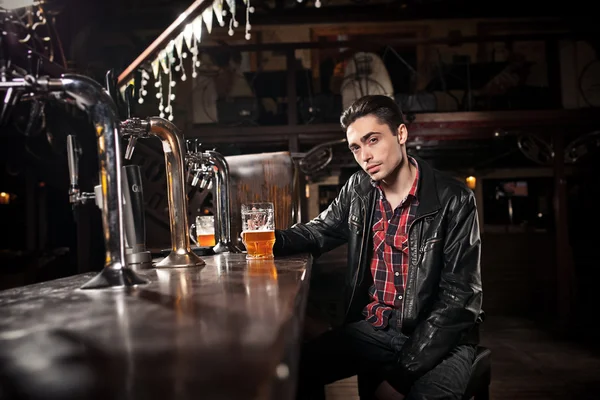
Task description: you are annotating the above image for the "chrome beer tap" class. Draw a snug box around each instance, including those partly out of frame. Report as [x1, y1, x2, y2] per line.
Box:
[185, 139, 239, 254]
[0, 71, 148, 289]
[120, 115, 205, 268]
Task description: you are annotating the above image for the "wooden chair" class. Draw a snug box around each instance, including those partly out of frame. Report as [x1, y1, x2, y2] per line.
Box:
[225, 151, 301, 249]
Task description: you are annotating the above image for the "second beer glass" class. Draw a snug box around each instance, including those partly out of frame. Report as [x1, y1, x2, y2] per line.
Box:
[241, 202, 275, 259]
[190, 215, 216, 247]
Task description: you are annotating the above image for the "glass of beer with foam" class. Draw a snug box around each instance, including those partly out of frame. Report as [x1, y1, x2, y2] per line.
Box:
[241, 202, 275, 259]
[190, 215, 216, 247]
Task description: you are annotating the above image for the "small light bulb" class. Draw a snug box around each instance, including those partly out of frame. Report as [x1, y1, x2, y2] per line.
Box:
[170, 94, 176, 100]
[245, 32, 251, 40]
[170, 81, 176, 87]
[181, 74, 187, 81]
[168, 115, 174, 121]
[138, 98, 144, 104]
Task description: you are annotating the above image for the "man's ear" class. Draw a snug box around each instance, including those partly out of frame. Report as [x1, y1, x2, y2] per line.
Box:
[397, 124, 408, 145]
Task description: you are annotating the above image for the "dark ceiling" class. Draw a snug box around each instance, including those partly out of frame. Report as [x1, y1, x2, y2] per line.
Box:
[51, 0, 598, 77]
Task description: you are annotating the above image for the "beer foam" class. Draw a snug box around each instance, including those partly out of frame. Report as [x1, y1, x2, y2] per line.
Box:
[242, 229, 274, 233]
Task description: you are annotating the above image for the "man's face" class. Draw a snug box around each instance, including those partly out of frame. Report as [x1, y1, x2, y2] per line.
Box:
[346, 115, 407, 181]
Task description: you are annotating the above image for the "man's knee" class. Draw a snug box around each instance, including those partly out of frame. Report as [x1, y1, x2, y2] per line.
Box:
[406, 345, 476, 400]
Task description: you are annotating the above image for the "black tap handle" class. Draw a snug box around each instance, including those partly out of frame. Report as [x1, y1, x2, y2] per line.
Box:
[105, 69, 127, 120]
[124, 84, 135, 119]
[105, 69, 118, 102]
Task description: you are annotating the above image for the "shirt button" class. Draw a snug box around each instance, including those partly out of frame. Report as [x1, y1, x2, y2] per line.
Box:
[398, 295, 403, 300]
[395, 272, 400, 277]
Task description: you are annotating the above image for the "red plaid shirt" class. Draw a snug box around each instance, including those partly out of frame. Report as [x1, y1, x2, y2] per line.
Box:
[363, 157, 420, 329]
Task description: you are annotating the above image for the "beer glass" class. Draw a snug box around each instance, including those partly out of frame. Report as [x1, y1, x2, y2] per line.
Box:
[241, 202, 275, 259]
[190, 215, 216, 247]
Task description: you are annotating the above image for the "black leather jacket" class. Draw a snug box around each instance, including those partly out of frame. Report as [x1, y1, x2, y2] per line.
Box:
[274, 156, 483, 388]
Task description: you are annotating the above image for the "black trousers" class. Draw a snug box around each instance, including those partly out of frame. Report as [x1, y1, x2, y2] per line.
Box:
[295, 320, 475, 400]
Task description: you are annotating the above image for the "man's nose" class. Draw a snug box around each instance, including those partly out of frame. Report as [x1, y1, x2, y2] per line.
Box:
[361, 148, 372, 163]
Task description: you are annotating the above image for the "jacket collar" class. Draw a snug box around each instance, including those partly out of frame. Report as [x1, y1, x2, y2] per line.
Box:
[352, 154, 441, 217]
[411, 155, 441, 216]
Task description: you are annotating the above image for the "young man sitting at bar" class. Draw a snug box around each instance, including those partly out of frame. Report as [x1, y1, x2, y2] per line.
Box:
[274, 95, 483, 400]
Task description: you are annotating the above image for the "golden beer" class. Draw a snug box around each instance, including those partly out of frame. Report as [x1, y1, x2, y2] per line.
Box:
[197, 233, 216, 247]
[242, 230, 275, 259]
[247, 258, 278, 279]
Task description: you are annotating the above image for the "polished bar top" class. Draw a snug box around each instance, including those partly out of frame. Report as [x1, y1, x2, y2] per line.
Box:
[0, 253, 312, 400]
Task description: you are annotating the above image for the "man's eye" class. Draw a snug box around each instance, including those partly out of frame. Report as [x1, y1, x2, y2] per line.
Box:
[350, 147, 359, 153]
[369, 137, 378, 144]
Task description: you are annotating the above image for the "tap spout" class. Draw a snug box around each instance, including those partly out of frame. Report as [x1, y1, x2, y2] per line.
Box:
[203, 150, 238, 254]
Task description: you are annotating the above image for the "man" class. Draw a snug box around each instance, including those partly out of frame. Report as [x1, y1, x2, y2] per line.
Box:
[274, 95, 483, 400]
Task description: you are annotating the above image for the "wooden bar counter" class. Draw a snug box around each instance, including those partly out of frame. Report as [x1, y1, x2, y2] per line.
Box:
[0, 253, 313, 400]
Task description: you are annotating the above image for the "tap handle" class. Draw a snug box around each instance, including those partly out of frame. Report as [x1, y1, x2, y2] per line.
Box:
[105, 69, 118, 103]
[191, 170, 203, 187]
[124, 84, 135, 118]
[0, 88, 15, 125]
[125, 136, 138, 160]
[185, 138, 202, 154]
[67, 135, 80, 188]
[105, 69, 127, 120]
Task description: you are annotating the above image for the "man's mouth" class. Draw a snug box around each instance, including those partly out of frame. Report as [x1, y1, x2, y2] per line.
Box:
[366, 164, 381, 173]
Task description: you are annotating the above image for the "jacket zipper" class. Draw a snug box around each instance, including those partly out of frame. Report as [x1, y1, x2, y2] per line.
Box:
[345, 195, 370, 318]
[401, 210, 438, 326]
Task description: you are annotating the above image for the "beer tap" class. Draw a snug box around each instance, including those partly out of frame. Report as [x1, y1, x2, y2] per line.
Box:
[0, 71, 149, 289]
[66, 134, 96, 206]
[0, 62, 23, 126]
[185, 139, 239, 254]
[120, 86, 205, 268]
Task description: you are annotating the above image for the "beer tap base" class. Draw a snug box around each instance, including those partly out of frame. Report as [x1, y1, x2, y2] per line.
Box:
[155, 250, 206, 268]
[126, 250, 154, 270]
[80, 267, 149, 290]
[213, 241, 240, 254]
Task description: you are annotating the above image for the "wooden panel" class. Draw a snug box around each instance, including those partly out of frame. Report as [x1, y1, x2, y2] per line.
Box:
[226, 152, 298, 247]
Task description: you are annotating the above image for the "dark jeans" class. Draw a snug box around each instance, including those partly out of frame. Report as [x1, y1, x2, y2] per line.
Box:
[296, 320, 475, 400]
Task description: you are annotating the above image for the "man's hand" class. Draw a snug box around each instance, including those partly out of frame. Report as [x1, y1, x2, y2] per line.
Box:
[375, 380, 405, 400]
